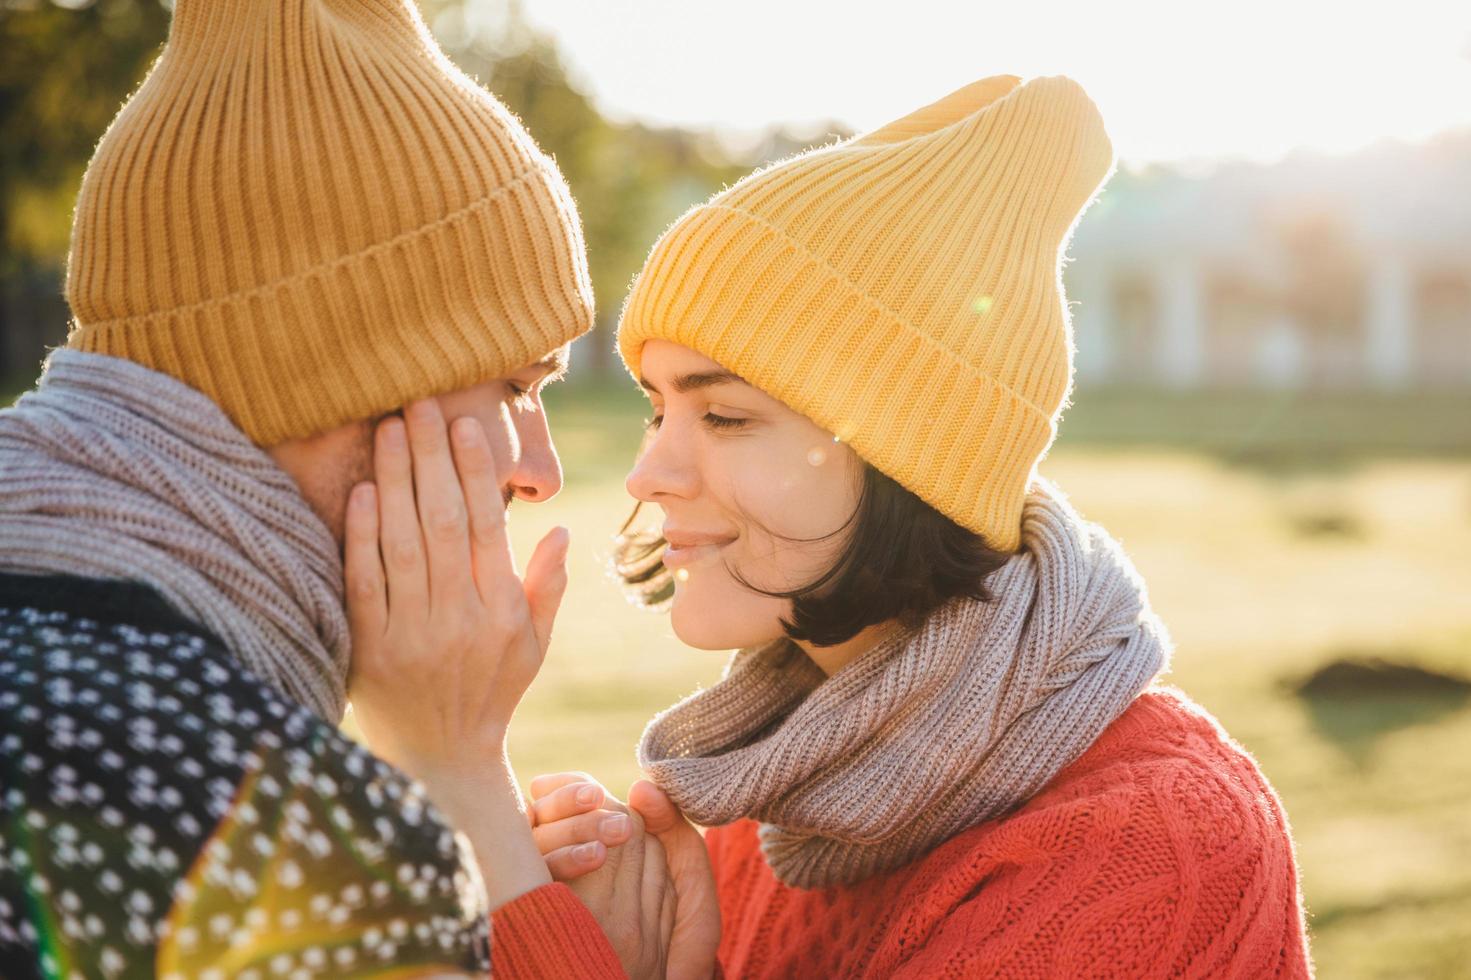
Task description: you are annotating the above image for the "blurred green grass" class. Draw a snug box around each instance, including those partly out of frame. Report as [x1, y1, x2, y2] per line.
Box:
[505, 379, 1471, 980]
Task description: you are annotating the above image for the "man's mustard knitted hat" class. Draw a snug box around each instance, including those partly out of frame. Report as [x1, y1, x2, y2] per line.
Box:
[64, 0, 594, 446]
[617, 74, 1115, 553]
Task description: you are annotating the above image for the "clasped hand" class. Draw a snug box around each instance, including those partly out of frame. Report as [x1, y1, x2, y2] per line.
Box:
[530, 773, 722, 980]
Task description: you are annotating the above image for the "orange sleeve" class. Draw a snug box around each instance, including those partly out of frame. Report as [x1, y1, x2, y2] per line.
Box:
[490, 882, 626, 978]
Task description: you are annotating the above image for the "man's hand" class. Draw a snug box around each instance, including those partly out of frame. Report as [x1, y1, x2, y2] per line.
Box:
[531, 773, 721, 980]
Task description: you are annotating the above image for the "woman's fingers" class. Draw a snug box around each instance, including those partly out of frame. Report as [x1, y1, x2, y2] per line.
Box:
[344, 482, 386, 651]
[532, 809, 634, 856]
[373, 416, 428, 613]
[544, 842, 608, 882]
[447, 415, 518, 606]
[628, 779, 684, 836]
[403, 399, 474, 604]
[523, 525, 570, 654]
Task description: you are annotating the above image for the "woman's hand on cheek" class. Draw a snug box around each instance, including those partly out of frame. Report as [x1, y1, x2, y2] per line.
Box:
[343, 398, 571, 797]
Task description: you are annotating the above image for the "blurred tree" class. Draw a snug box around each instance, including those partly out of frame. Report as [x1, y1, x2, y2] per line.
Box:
[0, 0, 170, 381]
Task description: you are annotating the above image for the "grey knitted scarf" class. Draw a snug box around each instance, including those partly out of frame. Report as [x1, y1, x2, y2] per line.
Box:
[0, 349, 349, 721]
[638, 474, 1174, 889]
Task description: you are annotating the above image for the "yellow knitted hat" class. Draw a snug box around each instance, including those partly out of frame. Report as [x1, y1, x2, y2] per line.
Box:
[65, 0, 594, 446]
[617, 74, 1115, 552]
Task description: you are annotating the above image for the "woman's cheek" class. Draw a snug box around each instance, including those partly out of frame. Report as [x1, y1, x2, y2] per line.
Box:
[669, 557, 790, 650]
[664, 426, 855, 650]
[730, 437, 855, 544]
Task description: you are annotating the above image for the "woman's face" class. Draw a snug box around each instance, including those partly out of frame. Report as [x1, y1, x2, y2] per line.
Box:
[626, 340, 865, 650]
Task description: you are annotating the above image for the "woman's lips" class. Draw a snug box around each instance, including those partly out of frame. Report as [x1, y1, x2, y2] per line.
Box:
[663, 536, 733, 570]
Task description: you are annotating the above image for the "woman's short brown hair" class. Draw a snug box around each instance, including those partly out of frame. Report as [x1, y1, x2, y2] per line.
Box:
[613, 462, 1014, 648]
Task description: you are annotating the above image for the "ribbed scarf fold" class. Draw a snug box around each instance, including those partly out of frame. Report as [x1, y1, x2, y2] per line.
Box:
[638, 474, 1174, 889]
[0, 349, 349, 721]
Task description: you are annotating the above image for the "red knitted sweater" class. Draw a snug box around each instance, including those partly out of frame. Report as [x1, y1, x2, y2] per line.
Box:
[703, 685, 1314, 979]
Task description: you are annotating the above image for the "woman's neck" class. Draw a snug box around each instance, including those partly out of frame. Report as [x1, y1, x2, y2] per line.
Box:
[795, 619, 906, 676]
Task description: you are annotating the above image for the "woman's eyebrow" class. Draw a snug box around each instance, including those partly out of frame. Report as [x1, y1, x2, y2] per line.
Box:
[639, 370, 746, 395]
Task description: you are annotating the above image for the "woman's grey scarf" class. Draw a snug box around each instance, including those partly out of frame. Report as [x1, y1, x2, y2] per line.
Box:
[639, 474, 1174, 889]
[0, 348, 349, 721]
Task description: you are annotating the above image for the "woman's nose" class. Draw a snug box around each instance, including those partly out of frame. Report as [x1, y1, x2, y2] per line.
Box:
[625, 424, 697, 503]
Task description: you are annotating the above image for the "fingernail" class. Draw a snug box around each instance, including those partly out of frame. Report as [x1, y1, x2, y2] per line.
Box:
[574, 842, 599, 862]
[575, 784, 598, 805]
[352, 483, 375, 509]
[600, 814, 630, 838]
[383, 419, 406, 449]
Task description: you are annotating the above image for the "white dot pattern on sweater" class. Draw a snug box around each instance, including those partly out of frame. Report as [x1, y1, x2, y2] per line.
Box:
[0, 589, 490, 979]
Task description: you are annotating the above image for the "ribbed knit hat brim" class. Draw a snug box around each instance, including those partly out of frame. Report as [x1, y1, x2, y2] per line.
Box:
[65, 0, 594, 445]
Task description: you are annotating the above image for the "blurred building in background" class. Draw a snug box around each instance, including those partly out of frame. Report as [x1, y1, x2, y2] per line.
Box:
[1067, 133, 1471, 390]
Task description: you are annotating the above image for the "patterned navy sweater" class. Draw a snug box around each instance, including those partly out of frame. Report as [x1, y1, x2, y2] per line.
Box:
[0, 571, 491, 979]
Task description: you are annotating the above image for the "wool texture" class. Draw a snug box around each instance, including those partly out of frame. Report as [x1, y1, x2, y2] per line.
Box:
[0, 349, 349, 721]
[639, 473, 1173, 888]
[617, 74, 1117, 551]
[64, 0, 594, 446]
[702, 687, 1315, 978]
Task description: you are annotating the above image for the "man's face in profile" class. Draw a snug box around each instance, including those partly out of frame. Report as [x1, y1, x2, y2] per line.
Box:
[267, 346, 571, 548]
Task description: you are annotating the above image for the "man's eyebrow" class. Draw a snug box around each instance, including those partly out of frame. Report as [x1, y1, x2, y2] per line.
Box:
[530, 349, 570, 384]
[639, 370, 746, 395]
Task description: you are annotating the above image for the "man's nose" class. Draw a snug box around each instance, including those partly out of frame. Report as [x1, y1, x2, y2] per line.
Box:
[506, 410, 563, 503]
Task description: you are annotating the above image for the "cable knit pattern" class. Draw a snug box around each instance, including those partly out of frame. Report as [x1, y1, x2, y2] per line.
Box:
[640, 473, 1173, 887]
[0, 349, 350, 721]
[704, 686, 1314, 978]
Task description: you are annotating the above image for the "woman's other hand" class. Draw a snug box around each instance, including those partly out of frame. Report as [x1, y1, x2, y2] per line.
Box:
[344, 398, 570, 906]
[345, 397, 569, 782]
[523, 774, 674, 978]
[531, 773, 721, 980]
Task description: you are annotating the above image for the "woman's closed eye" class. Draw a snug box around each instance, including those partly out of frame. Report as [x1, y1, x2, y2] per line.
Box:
[702, 412, 748, 431]
[642, 412, 749, 432]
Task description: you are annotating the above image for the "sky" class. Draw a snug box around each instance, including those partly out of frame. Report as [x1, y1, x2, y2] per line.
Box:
[505, 0, 1471, 171]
